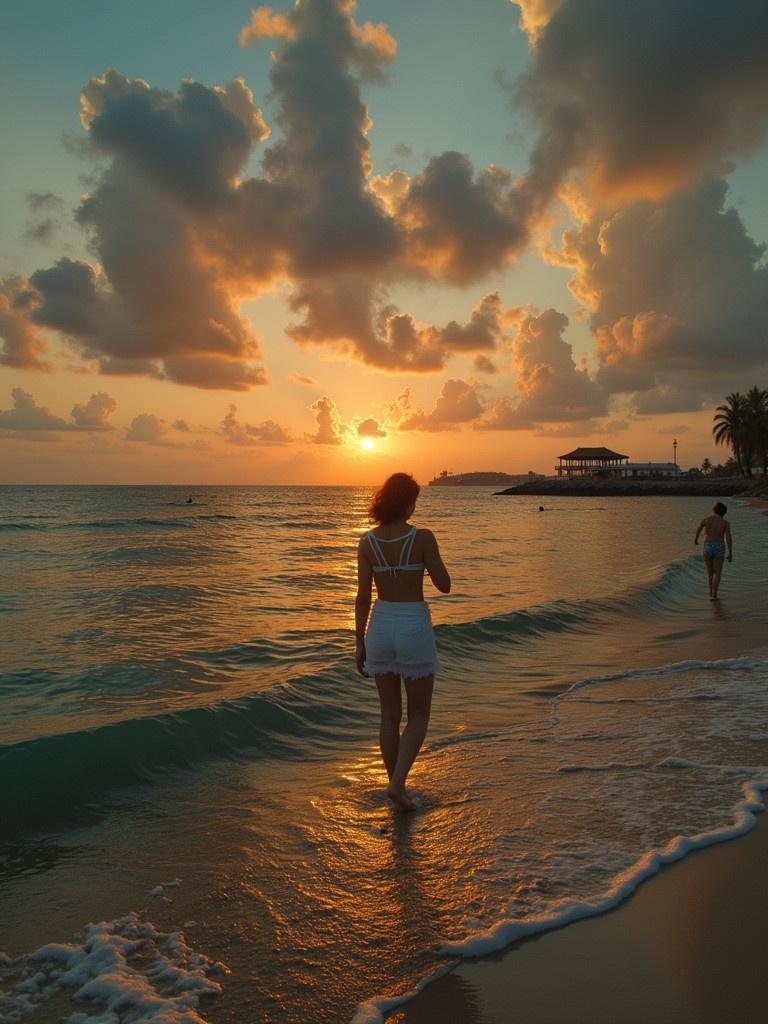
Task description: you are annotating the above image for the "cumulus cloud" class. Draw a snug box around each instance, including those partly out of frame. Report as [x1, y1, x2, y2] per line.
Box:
[8, 0, 768, 408]
[513, 0, 768, 205]
[554, 177, 768, 410]
[394, 154, 529, 284]
[398, 379, 486, 432]
[357, 417, 386, 438]
[125, 413, 168, 444]
[0, 388, 117, 432]
[71, 391, 117, 429]
[2, 1, 541, 388]
[478, 308, 607, 428]
[12, 69, 272, 390]
[0, 389, 71, 431]
[289, 285, 506, 372]
[310, 396, 346, 445]
[0, 278, 51, 370]
[222, 404, 292, 444]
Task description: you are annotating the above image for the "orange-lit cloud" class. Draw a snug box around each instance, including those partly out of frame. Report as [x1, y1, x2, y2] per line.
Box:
[0, 279, 51, 370]
[222, 404, 292, 445]
[3, 0, 768, 454]
[0, 388, 116, 432]
[513, 0, 768, 204]
[310, 396, 346, 445]
[512, 0, 566, 41]
[125, 414, 169, 444]
[357, 417, 386, 438]
[289, 285, 506, 372]
[478, 308, 607, 428]
[1, 1, 540, 390]
[397, 379, 486, 432]
[288, 373, 318, 387]
[555, 177, 768, 412]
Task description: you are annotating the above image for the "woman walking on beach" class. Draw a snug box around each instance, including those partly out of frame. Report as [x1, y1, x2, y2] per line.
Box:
[355, 473, 451, 811]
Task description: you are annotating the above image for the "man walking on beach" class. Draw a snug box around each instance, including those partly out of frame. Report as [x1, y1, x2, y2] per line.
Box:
[694, 502, 733, 601]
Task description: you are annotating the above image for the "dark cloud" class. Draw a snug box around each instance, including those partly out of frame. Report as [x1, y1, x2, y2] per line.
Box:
[251, 0, 401, 278]
[514, 0, 768, 203]
[222, 404, 292, 444]
[16, 69, 272, 390]
[289, 283, 506, 372]
[357, 416, 386, 438]
[555, 177, 768, 410]
[29, 258, 99, 336]
[396, 154, 529, 284]
[309, 396, 345, 445]
[478, 308, 607, 428]
[71, 391, 117, 429]
[398, 379, 486, 432]
[0, 388, 70, 431]
[125, 413, 168, 444]
[0, 388, 115, 432]
[8, 0, 768, 403]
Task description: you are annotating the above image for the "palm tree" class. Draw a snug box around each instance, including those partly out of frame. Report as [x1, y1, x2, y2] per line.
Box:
[713, 393, 751, 477]
[745, 386, 768, 477]
[701, 457, 712, 476]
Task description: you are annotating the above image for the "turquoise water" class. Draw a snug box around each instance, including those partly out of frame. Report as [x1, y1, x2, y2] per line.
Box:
[1, 486, 767, 1022]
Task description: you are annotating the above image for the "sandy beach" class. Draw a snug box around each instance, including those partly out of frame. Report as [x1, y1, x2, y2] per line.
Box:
[395, 805, 768, 1024]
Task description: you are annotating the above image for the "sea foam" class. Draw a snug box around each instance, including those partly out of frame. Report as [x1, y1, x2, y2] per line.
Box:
[0, 912, 227, 1024]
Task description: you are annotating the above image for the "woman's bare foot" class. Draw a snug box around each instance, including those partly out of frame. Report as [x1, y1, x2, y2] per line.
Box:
[386, 785, 417, 811]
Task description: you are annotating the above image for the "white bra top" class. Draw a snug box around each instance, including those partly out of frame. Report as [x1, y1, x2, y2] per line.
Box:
[367, 526, 425, 576]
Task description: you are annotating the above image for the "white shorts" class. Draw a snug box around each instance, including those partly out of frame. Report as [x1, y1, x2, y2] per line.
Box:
[364, 600, 439, 681]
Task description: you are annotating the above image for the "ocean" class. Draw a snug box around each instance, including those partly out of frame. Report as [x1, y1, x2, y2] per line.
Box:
[1, 485, 767, 1023]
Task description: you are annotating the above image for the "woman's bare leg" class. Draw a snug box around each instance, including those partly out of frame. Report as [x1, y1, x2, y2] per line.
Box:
[375, 674, 402, 781]
[387, 675, 434, 811]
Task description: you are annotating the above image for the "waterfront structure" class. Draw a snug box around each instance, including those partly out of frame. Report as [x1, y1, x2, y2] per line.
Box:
[555, 447, 629, 478]
[620, 462, 681, 479]
[555, 447, 682, 479]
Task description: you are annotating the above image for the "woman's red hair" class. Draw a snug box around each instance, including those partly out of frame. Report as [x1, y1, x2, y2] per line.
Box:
[369, 473, 420, 525]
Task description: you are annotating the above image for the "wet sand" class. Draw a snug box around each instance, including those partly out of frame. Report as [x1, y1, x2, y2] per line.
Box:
[393, 807, 768, 1024]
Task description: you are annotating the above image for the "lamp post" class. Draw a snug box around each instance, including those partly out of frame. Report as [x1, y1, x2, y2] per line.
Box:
[673, 438, 678, 466]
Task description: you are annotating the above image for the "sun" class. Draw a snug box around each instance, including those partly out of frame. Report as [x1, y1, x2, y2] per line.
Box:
[360, 437, 375, 451]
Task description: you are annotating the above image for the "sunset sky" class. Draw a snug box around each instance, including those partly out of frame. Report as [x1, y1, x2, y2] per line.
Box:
[2, 0, 768, 484]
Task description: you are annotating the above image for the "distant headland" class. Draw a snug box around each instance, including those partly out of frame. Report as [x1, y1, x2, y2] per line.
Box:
[428, 470, 545, 487]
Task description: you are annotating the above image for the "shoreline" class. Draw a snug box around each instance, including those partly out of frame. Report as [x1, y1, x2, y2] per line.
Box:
[393, 804, 768, 1024]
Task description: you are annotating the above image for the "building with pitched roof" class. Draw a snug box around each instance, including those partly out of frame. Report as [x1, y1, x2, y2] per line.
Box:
[556, 447, 630, 478]
[555, 447, 681, 479]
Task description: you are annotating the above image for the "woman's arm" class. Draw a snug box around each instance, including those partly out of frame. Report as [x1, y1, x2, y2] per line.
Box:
[422, 530, 451, 593]
[355, 540, 373, 675]
[694, 519, 704, 544]
[725, 522, 733, 561]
